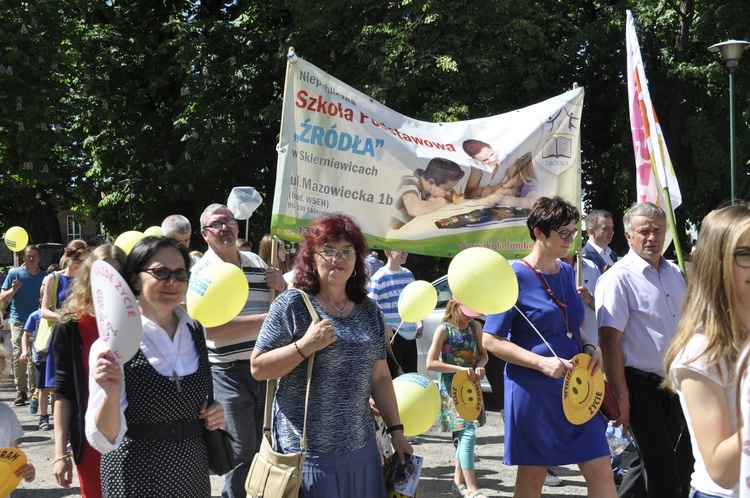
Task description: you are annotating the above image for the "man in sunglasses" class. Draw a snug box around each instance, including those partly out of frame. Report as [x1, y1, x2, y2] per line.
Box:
[193, 203, 286, 498]
[597, 202, 692, 498]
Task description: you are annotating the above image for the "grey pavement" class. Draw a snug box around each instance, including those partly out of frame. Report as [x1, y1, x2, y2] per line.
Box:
[3, 373, 605, 497]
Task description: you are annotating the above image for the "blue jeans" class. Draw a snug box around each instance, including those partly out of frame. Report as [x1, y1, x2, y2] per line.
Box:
[212, 360, 265, 498]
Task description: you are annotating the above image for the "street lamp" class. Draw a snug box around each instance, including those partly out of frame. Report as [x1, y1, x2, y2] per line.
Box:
[708, 39, 750, 204]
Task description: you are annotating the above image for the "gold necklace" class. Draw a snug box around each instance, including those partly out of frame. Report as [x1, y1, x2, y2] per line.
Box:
[318, 293, 350, 316]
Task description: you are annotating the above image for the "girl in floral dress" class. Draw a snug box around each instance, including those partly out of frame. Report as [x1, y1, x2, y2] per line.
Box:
[426, 297, 488, 498]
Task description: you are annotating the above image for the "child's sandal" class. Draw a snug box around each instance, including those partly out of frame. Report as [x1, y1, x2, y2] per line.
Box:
[467, 492, 488, 498]
[452, 483, 468, 497]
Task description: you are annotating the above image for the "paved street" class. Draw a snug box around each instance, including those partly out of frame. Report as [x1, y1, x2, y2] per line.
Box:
[3, 374, 603, 497]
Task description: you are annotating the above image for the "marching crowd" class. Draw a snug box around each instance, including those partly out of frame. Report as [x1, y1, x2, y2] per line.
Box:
[0, 197, 749, 498]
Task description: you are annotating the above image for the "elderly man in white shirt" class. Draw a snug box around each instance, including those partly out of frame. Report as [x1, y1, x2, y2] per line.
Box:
[596, 202, 692, 498]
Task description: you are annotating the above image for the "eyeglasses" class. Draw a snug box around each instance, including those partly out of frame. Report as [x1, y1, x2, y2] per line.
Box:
[202, 218, 236, 231]
[139, 267, 191, 282]
[734, 250, 750, 269]
[597, 226, 615, 233]
[553, 228, 579, 240]
[317, 248, 357, 260]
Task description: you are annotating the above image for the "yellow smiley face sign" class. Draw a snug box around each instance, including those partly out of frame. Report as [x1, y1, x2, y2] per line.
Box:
[451, 369, 483, 422]
[0, 447, 27, 497]
[562, 353, 605, 425]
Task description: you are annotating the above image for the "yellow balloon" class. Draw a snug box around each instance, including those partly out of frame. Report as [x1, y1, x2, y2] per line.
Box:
[143, 226, 162, 237]
[448, 247, 519, 315]
[114, 231, 145, 256]
[187, 262, 249, 327]
[393, 373, 440, 436]
[397, 280, 437, 322]
[4, 226, 29, 252]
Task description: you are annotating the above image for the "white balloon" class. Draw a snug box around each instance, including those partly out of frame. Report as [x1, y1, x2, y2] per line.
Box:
[91, 260, 143, 364]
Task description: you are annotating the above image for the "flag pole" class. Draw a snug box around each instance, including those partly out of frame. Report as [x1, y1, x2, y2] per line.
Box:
[271, 48, 297, 236]
[635, 74, 687, 278]
[572, 81, 583, 288]
[627, 12, 686, 278]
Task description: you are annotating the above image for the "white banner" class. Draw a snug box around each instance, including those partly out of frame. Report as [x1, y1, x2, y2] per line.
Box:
[271, 57, 584, 258]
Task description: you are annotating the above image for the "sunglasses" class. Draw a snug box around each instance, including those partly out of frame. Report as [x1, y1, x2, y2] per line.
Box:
[139, 267, 191, 282]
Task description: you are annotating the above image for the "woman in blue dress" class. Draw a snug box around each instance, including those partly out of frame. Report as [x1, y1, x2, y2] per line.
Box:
[483, 196, 616, 498]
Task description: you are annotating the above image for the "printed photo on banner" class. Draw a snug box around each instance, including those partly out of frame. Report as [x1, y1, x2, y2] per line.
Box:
[271, 57, 583, 258]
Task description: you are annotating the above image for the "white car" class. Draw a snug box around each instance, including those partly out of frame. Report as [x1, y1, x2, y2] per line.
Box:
[413, 275, 506, 395]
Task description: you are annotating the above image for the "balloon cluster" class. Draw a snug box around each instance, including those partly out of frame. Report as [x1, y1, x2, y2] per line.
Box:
[391, 247, 519, 437]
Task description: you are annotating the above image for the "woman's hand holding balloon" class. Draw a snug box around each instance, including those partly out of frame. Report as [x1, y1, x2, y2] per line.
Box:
[538, 356, 573, 379]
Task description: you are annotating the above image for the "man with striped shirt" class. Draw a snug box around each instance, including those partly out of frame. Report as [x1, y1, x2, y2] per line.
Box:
[193, 204, 286, 498]
[367, 250, 422, 374]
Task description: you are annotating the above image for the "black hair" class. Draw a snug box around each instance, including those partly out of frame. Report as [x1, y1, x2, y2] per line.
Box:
[415, 157, 465, 185]
[121, 236, 191, 296]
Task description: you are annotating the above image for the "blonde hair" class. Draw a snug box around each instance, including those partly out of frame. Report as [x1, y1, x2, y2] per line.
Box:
[258, 234, 288, 274]
[442, 299, 472, 328]
[664, 203, 750, 390]
[59, 244, 127, 322]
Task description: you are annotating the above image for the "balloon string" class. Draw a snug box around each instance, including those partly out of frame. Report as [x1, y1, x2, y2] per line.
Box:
[390, 321, 403, 344]
[514, 305, 560, 360]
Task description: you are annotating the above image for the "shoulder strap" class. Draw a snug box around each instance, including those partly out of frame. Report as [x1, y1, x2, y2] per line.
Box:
[263, 290, 317, 452]
[49, 272, 60, 310]
[186, 320, 216, 406]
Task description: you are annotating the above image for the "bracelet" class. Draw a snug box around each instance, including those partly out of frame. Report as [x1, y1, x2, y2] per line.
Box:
[53, 454, 71, 464]
[294, 341, 307, 359]
[386, 424, 404, 435]
[582, 343, 596, 352]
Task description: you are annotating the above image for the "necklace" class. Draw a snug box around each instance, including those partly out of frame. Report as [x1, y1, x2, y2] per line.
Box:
[533, 261, 573, 339]
[318, 293, 350, 316]
[149, 313, 185, 392]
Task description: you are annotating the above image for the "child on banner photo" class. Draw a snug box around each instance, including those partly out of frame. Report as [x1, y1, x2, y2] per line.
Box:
[391, 157, 465, 230]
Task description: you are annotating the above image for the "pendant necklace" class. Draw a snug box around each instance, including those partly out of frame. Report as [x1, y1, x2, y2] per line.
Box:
[318, 293, 350, 316]
[536, 263, 573, 339]
[152, 315, 185, 392]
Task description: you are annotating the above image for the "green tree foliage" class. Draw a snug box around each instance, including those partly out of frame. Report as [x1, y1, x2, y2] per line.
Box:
[0, 0, 748, 261]
[0, 1, 83, 243]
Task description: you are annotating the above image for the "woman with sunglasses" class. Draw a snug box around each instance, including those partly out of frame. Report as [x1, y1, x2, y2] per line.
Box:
[85, 237, 224, 498]
[482, 196, 615, 498]
[251, 214, 411, 497]
[664, 204, 750, 498]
